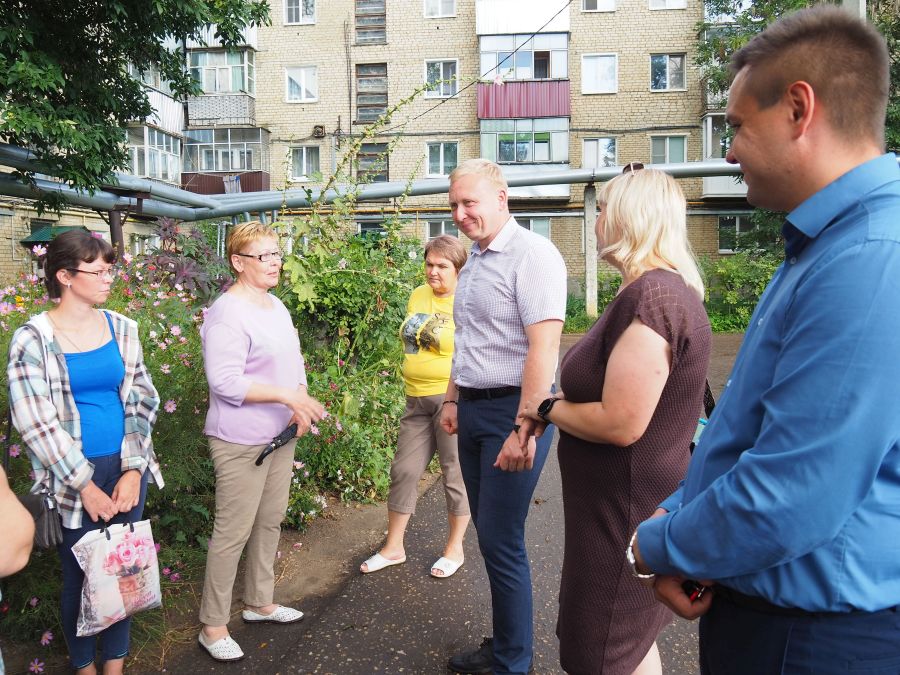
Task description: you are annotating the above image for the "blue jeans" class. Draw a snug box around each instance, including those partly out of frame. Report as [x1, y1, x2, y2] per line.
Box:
[700, 594, 900, 674]
[457, 395, 552, 675]
[58, 454, 149, 670]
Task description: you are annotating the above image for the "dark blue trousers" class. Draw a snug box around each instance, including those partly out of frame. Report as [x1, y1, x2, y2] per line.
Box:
[700, 594, 900, 675]
[59, 454, 149, 670]
[457, 395, 552, 675]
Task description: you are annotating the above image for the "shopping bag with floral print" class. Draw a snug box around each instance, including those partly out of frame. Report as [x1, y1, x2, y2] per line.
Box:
[72, 520, 162, 636]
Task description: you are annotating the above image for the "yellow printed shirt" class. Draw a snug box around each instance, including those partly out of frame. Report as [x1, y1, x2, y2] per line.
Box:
[400, 285, 455, 397]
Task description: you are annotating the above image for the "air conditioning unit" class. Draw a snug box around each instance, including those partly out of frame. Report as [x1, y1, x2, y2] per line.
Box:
[312, 125, 326, 138]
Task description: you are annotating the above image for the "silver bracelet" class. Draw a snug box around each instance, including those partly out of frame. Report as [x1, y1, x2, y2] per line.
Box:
[626, 530, 656, 580]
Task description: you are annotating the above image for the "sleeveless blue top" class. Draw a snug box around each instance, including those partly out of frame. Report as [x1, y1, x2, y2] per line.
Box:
[64, 313, 125, 458]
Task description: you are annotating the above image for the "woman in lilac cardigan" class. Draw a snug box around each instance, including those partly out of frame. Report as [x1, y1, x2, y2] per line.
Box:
[197, 221, 324, 663]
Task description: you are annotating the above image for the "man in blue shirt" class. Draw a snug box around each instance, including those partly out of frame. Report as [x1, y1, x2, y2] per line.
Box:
[630, 6, 900, 673]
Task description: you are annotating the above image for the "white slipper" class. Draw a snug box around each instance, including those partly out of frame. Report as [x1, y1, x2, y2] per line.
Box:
[430, 556, 464, 578]
[242, 605, 305, 624]
[360, 552, 407, 574]
[198, 632, 245, 662]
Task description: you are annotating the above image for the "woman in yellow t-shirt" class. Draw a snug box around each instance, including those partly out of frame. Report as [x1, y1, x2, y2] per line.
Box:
[361, 235, 470, 578]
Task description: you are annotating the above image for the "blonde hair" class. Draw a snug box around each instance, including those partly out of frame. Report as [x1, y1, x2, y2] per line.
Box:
[598, 169, 704, 298]
[226, 221, 279, 273]
[449, 158, 508, 192]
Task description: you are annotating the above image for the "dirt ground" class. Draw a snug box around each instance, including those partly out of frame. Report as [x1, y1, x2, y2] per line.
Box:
[1, 333, 744, 674]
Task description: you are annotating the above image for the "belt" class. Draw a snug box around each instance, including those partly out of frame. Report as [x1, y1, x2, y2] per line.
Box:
[715, 586, 899, 619]
[457, 385, 521, 401]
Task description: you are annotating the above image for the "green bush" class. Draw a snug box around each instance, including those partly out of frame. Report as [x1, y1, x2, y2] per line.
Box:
[563, 271, 622, 333]
[700, 252, 780, 332]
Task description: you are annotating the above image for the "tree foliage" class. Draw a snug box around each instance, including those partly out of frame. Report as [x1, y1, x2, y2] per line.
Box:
[0, 0, 270, 211]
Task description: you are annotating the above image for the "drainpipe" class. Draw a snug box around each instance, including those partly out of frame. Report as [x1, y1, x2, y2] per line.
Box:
[583, 183, 598, 318]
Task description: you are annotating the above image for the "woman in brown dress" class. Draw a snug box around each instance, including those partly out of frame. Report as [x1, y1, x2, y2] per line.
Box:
[520, 167, 711, 675]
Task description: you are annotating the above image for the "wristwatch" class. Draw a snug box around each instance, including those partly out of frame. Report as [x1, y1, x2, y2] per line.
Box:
[537, 396, 560, 421]
[626, 530, 656, 580]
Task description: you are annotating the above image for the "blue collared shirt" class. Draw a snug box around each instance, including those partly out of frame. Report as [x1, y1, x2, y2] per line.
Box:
[639, 154, 900, 612]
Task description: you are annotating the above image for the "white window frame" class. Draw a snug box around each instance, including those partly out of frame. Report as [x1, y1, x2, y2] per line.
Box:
[582, 0, 615, 11]
[581, 53, 618, 94]
[426, 141, 459, 177]
[583, 137, 617, 168]
[480, 33, 568, 81]
[649, 0, 687, 9]
[424, 59, 458, 99]
[284, 0, 316, 25]
[290, 146, 321, 181]
[650, 135, 687, 164]
[426, 220, 459, 240]
[650, 53, 686, 91]
[717, 213, 754, 254]
[702, 113, 729, 159]
[189, 50, 255, 95]
[517, 217, 551, 239]
[285, 66, 318, 103]
[480, 118, 569, 164]
[424, 0, 455, 18]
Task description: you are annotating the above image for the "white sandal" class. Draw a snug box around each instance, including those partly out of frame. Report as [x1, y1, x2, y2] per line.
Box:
[242, 605, 305, 624]
[360, 552, 407, 574]
[430, 556, 464, 578]
[198, 632, 245, 662]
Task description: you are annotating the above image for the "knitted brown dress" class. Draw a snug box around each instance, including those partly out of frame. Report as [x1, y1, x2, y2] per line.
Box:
[556, 269, 711, 675]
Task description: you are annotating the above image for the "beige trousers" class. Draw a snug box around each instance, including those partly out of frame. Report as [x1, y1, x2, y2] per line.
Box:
[199, 435, 297, 626]
[388, 394, 469, 516]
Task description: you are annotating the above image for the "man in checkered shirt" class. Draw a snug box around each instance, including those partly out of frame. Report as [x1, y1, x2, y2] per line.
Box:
[441, 159, 567, 675]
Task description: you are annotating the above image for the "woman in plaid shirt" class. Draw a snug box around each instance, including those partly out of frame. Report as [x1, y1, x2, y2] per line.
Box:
[7, 230, 162, 675]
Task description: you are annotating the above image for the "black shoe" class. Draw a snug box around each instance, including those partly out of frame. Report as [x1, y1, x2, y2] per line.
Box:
[448, 638, 535, 674]
[448, 637, 493, 674]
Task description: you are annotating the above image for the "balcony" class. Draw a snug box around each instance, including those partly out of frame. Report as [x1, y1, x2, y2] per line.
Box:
[702, 175, 747, 198]
[478, 80, 570, 119]
[187, 94, 256, 127]
[503, 163, 570, 199]
[181, 171, 270, 195]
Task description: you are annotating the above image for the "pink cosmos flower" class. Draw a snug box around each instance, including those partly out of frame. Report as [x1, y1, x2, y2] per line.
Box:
[162, 567, 171, 576]
[29, 658, 44, 673]
[29, 597, 39, 608]
[160, 364, 171, 374]
[164, 400, 177, 413]
[170, 325, 182, 336]
[155, 542, 161, 553]
[9, 444, 20, 458]
[170, 572, 181, 582]
[40, 630, 53, 646]
[31, 244, 47, 257]
[309, 424, 320, 436]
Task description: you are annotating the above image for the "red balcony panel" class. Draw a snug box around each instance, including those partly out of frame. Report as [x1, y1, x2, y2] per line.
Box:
[181, 171, 271, 195]
[477, 80, 571, 119]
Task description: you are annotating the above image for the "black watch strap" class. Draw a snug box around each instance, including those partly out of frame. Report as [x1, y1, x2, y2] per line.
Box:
[537, 396, 559, 421]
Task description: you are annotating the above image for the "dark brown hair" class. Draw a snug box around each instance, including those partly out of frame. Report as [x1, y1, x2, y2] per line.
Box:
[43, 230, 116, 299]
[424, 234, 467, 272]
[730, 5, 889, 147]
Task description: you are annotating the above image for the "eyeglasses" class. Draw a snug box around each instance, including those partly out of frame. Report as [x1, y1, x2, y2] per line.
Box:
[67, 266, 119, 280]
[622, 162, 645, 176]
[235, 252, 283, 263]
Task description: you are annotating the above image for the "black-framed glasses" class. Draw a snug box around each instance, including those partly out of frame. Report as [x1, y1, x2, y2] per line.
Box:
[622, 161, 645, 176]
[66, 266, 119, 280]
[235, 252, 283, 263]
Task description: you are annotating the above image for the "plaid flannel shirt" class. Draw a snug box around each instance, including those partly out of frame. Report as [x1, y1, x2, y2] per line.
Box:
[7, 310, 163, 529]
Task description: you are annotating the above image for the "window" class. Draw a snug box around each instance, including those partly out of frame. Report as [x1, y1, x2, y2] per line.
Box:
[358, 221, 387, 237]
[425, 0, 455, 17]
[356, 0, 386, 44]
[285, 66, 318, 102]
[189, 50, 255, 94]
[650, 135, 686, 164]
[582, 54, 617, 94]
[291, 146, 320, 180]
[480, 118, 569, 164]
[357, 63, 388, 122]
[650, 0, 686, 8]
[285, 0, 315, 24]
[718, 214, 754, 253]
[517, 217, 551, 238]
[650, 53, 685, 91]
[583, 0, 615, 11]
[184, 128, 266, 172]
[427, 220, 459, 239]
[425, 60, 458, 98]
[127, 127, 182, 183]
[703, 114, 729, 159]
[426, 141, 458, 176]
[480, 33, 567, 81]
[583, 138, 617, 168]
[357, 142, 389, 182]
[127, 63, 173, 96]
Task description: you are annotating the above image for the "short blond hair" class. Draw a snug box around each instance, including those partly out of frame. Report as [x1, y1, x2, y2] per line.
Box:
[226, 221, 278, 273]
[598, 169, 704, 298]
[449, 158, 508, 192]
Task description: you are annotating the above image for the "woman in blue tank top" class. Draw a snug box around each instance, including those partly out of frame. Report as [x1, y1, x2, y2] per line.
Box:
[7, 230, 163, 675]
